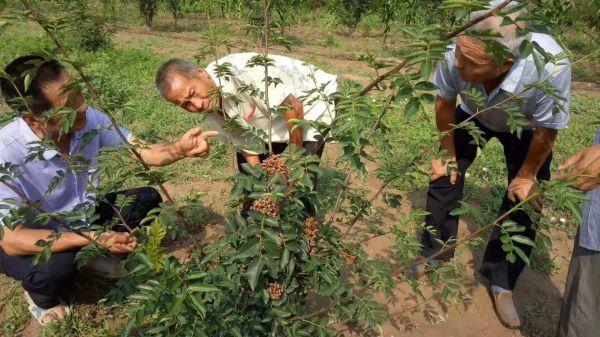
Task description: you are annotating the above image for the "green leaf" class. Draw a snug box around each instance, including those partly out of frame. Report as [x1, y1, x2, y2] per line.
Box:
[271, 308, 291, 317]
[23, 73, 32, 92]
[404, 97, 421, 117]
[238, 239, 260, 259]
[512, 246, 530, 265]
[414, 81, 436, 91]
[245, 255, 264, 291]
[511, 235, 536, 248]
[188, 284, 219, 293]
[230, 327, 243, 337]
[188, 294, 206, 317]
[532, 50, 545, 77]
[519, 40, 533, 59]
[263, 228, 282, 245]
[395, 86, 413, 101]
[167, 292, 187, 317]
[420, 59, 432, 78]
[280, 249, 290, 270]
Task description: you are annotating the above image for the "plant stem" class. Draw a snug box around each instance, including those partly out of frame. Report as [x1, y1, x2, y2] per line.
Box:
[20, 0, 175, 204]
[0, 180, 101, 245]
[359, 0, 512, 95]
[293, 193, 536, 322]
[328, 88, 399, 224]
[263, 0, 273, 154]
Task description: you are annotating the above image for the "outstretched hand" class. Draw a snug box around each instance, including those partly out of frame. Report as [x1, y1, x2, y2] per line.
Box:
[556, 144, 600, 191]
[176, 128, 219, 158]
[96, 230, 137, 254]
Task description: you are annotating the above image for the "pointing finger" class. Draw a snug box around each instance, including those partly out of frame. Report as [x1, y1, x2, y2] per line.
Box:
[558, 151, 582, 171]
[199, 130, 219, 140]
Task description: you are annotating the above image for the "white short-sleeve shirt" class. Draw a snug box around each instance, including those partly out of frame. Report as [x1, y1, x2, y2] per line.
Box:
[204, 53, 338, 150]
[434, 33, 571, 132]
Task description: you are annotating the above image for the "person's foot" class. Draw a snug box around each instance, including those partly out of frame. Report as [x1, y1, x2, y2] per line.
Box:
[492, 290, 521, 329]
[24, 291, 71, 326]
[411, 256, 442, 279]
[85, 254, 127, 278]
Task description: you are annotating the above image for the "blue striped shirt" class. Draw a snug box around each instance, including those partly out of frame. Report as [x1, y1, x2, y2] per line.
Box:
[579, 128, 600, 251]
[0, 107, 131, 230]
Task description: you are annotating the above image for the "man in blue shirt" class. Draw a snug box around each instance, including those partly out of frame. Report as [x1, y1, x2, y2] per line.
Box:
[0, 55, 218, 325]
[418, 0, 570, 329]
[556, 128, 600, 337]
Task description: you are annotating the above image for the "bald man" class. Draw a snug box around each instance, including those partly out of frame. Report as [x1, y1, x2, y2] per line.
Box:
[418, 0, 571, 329]
[155, 53, 337, 172]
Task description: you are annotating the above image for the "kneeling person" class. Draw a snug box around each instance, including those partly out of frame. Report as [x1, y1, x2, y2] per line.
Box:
[155, 53, 337, 170]
[0, 56, 218, 325]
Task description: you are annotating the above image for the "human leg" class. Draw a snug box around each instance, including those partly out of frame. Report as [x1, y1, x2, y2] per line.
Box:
[479, 130, 552, 289]
[420, 107, 489, 260]
[95, 187, 163, 231]
[557, 235, 600, 337]
[0, 247, 78, 309]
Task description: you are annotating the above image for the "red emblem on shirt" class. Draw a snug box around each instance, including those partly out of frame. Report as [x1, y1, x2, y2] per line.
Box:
[245, 105, 257, 121]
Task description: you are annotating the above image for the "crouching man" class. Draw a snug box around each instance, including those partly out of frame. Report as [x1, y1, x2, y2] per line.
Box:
[0, 56, 218, 325]
[155, 52, 337, 171]
[418, 1, 570, 329]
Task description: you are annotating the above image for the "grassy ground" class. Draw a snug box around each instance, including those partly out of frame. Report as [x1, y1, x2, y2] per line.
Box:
[0, 3, 599, 336]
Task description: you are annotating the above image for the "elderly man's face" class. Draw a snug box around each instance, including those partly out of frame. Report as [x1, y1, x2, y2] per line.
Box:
[163, 69, 218, 113]
[455, 35, 513, 83]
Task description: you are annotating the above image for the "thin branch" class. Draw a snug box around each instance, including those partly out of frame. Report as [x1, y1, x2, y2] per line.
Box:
[328, 87, 400, 223]
[359, 0, 512, 95]
[0, 180, 100, 245]
[294, 193, 536, 322]
[19, 0, 175, 204]
[263, 0, 273, 154]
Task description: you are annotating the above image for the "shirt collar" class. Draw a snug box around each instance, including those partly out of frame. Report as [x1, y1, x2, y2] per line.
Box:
[17, 118, 60, 160]
[498, 58, 526, 94]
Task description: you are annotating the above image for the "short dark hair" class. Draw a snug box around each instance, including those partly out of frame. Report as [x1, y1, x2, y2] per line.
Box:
[155, 59, 199, 98]
[0, 55, 67, 115]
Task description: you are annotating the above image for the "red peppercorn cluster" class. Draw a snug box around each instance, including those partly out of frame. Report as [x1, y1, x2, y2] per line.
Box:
[261, 155, 289, 178]
[341, 250, 356, 265]
[302, 217, 319, 250]
[250, 196, 280, 217]
[267, 282, 284, 299]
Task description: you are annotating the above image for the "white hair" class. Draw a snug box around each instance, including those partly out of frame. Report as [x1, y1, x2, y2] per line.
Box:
[468, 0, 531, 58]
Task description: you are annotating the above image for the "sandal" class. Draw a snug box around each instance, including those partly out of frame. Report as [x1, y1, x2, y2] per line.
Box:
[23, 291, 71, 326]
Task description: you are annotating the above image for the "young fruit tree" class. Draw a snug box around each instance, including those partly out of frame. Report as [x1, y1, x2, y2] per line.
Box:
[0, 0, 591, 335]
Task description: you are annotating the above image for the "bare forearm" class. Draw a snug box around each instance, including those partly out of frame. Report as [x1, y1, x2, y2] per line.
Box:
[518, 127, 558, 178]
[435, 96, 457, 156]
[281, 94, 304, 148]
[0, 226, 91, 256]
[138, 141, 184, 167]
[242, 151, 261, 166]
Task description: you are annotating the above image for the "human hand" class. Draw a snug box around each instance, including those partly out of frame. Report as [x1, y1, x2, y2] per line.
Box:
[508, 176, 543, 211]
[176, 128, 219, 158]
[430, 156, 458, 184]
[556, 144, 600, 191]
[96, 230, 137, 254]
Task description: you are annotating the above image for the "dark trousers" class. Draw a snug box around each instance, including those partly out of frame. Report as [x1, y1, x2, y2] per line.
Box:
[235, 141, 325, 173]
[0, 187, 162, 309]
[420, 106, 552, 290]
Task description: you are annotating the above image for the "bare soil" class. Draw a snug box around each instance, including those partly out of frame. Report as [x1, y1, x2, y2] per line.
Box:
[0, 15, 591, 337]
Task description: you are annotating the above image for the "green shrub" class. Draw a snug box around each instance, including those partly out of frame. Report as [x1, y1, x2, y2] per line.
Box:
[328, 0, 373, 34]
